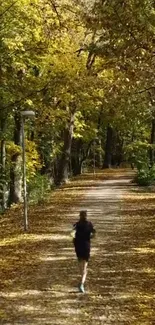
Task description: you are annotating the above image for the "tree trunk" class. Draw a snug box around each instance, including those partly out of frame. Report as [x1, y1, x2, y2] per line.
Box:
[95, 138, 103, 168]
[103, 125, 113, 168]
[9, 153, 22, 204]
[72, 156, 83, 176]
[56, 110, 75, 185]
[71, 139, 83, 176]
[8, 112, 23, 205]
[0, 139, 6, 210]
[0, 117, 7, 210]
[112, 132, 124, 167]
[150, 118, 155, 166]
[71, 139, 93, 176]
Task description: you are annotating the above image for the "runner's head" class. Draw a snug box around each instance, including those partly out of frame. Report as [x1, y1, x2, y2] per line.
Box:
[79, 210, 87, 222]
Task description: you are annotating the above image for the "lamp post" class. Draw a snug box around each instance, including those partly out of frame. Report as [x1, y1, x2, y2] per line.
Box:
[21, 110, 35, 231]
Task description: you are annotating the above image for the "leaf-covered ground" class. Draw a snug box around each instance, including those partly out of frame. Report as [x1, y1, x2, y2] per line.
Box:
[0, 170, 155, 324]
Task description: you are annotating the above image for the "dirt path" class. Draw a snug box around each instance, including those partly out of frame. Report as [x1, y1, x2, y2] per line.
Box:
[1, 174, 155, 324]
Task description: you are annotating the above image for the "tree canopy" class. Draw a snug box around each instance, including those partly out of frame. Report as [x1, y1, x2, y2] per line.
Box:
[1, 0, 155, 209]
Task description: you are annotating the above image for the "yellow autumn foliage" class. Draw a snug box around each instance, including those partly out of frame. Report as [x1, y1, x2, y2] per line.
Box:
[25, 140, 42, 180]
[6, 141, 21, 157]
[6, 140, 42, 180]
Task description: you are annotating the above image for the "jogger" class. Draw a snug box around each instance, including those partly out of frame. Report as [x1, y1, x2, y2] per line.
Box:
[73, 210, 96, 293]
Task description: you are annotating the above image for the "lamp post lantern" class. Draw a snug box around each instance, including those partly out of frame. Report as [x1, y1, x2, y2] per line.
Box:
[21, 110, 35, 231]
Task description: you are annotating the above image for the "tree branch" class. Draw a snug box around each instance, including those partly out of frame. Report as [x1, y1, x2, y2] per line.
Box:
[49, 0, 62, 27]
[1, 83, 50, 111]
[0, 1, 18, 18]
[135, 86, 155, 94]
[113, 6, 140, 46]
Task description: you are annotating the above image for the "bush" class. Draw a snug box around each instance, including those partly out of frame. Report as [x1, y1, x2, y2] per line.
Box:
[135, 165, 155, 186]
[27, 174, 52, 204]
[124, 141, 151, 170]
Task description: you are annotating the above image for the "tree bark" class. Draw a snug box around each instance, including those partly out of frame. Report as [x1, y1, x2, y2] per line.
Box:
[95, 138, 103, 168]
[112, 132, 124, 167]
[103, 125, 113, 168]
[56, 109, 75, 185]
[0, 139, 6, 210]
[71, 139, 83, 176]
[150, 118, 155, 166]
[0, 118, 7, 210]
[71, 139, 93, 176]
[8, 112, 23, 205]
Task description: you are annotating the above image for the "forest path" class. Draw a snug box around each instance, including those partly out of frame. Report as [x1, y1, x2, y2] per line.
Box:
[1, 171, 155, 324]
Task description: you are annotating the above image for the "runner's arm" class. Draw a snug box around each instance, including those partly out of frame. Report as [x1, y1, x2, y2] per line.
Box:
[90, 222, 96, 238]
[70, 223, 77, 238]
